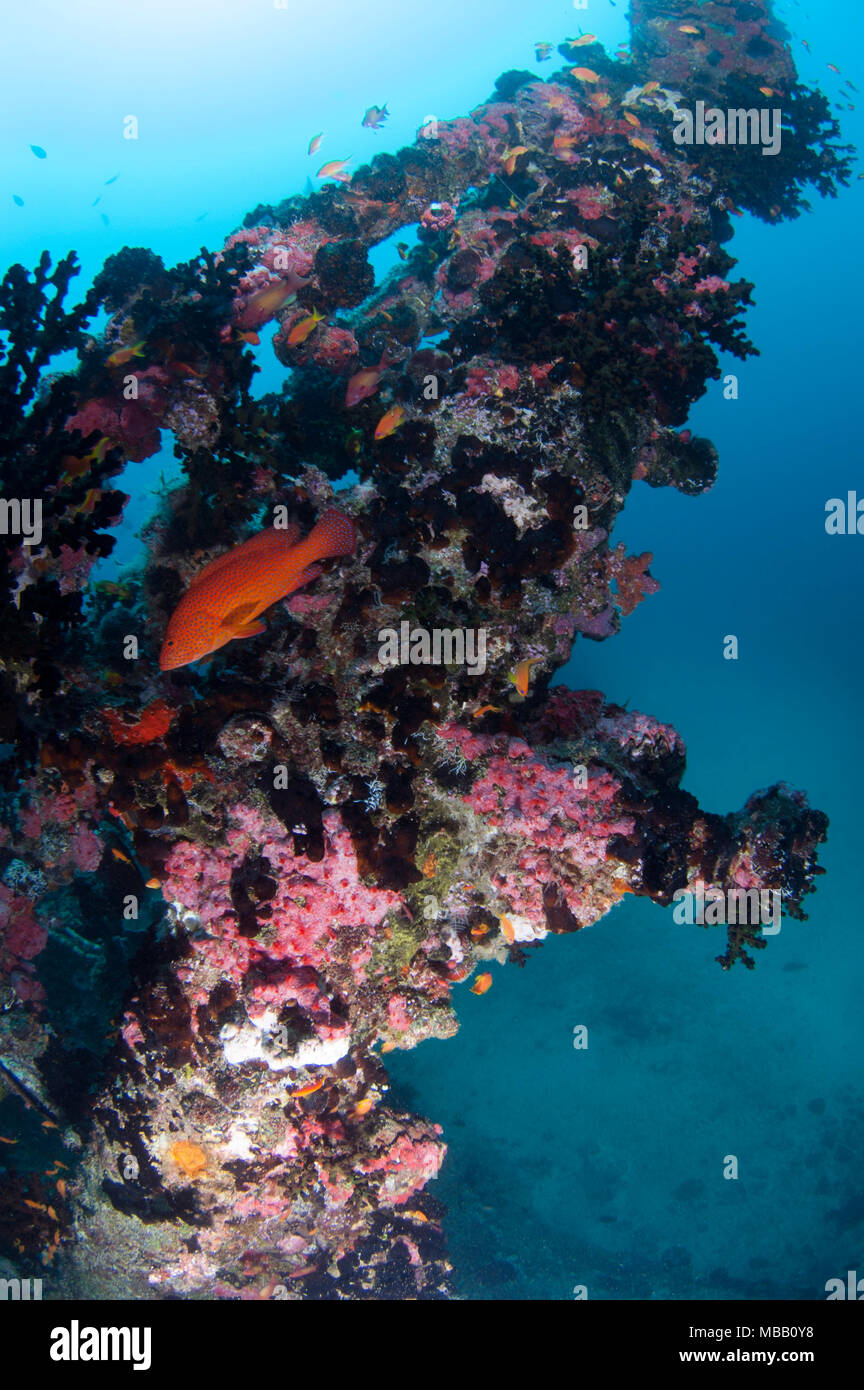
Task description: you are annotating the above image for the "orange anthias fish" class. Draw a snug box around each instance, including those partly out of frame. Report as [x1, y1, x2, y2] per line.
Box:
[470, 972, 493, 995]
[287, 309, 325, 346]
[59, 434, 112, 485]
[502, 145, 529, 175]
[570, 66, 600, 83]
[308, 132, 324, 155]
[106, 339, 146, 368]
[568, 34, 597, 48]
[159, 510, 356, 671]
[291, 1077, 325, 1098]
[236, 277, 306, 332]
[508, 656, 542, 697]
[317, 158, 352, 183]
[346, 352, 389, 407]
[374, 404, 405, 439]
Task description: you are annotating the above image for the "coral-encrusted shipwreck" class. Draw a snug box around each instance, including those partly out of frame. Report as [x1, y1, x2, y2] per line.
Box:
[0, 0, 844, 1297]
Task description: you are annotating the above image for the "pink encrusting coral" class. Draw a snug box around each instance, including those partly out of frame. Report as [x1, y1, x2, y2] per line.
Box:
[437, 723, 635, 929]
[162, 803, 405, 995]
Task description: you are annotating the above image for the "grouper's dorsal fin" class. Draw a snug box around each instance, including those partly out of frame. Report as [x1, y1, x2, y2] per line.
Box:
[187, 524, 301, 591]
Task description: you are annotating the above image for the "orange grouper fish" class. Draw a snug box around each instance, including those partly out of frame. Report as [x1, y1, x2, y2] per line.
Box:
[159, 510, 356, 671]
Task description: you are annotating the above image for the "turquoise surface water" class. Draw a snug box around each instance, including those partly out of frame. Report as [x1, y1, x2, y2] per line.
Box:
[2, 0, 861, 1300]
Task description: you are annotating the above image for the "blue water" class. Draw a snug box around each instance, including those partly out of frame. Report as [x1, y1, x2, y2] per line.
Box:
[2, 0, 861, 1300]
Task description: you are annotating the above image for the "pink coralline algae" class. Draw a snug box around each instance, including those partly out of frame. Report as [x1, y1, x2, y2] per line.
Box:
[437, 724, 635, 929]
[162, 803, 404, 986]
[694, 275, 732, 294]
[356, 1122, 445, 1206]
[65, 370, 169, 463]
[0, 886, 47, 1004]
[420, 202, 456, 232]
[570, 185, 613, 220]
[14, 776, 102, 875]
[596, 708, 685, 763]
[607, 543, 661, 616]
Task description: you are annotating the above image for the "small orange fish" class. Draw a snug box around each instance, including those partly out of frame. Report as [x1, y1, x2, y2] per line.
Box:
[827, 64, 841, 74]
[70, 487, 101, 519]
[589, 91, 611, 109]
[759, 87, 775, 97]
[502, 145, 528, 175]
[570, 66, 600, 83]
[41, 1120, 58, 1130]
[470, 923, 491, 939]
[470, 972, 493, 995]
[629, 137, 655, 154]
[346, 351, 389, 407]
[111, 846, 132, 864]
[508, 657, 542, 697]
[546, 90, 566, 109]
[0, 1135, 18, 1145]
[678, 24, 701, 35]
[292, 1078, 324, 1097]
[353, 1097, 375, 1117]
[235, 329, 261, 346]
[624, 111, 641, 127]
[499, 915, 516, 944]
[56, 1179, 67, 1197]
[317, 158, 352, 183]
[308, 132, 324, 155]
[238, 279, 299, 332]
[472, 704, 501, 718]
[554, 133, 580, 150]
[23, 1199, 48, 1212]
[374, 404, 405, 439]
[569, 34, 597, 48]
[405, 1209, 429, 1222]
[287, 309, 325, 346]
[159, 510, 356, 670]
[106, 339, 146, 369]
[641, 81, 660, 95]
[60, 435, 112, 485]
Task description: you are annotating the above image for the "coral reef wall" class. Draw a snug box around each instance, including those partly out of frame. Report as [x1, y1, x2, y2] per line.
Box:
[0, 0, 844, 1297]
